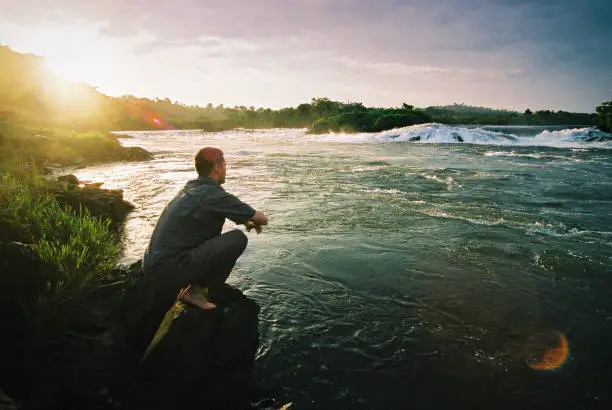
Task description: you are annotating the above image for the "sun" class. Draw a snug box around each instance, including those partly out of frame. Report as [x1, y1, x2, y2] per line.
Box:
[43, 36, 120, 91]
[3, 22, 134, 118]
[45, 55, 115, 87]
[10, 22, 124, 94]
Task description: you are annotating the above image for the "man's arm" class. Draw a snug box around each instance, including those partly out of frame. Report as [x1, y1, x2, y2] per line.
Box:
[210, 190, 267, 232]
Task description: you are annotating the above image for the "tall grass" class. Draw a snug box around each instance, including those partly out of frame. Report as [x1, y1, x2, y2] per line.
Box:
[0, 174, 121, 300]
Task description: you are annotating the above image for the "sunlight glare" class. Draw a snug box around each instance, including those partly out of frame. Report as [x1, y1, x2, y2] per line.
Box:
[18, 23, 123, 92]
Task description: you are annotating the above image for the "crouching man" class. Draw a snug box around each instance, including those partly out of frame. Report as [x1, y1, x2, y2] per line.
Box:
[143, 147, 268, 311]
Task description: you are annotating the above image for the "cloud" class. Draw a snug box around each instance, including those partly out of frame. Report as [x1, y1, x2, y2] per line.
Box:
[1, 0, 609, 111]
[3, 0, 609, 65]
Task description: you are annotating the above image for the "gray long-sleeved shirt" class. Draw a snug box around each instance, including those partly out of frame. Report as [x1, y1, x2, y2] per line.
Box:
[142, 176, 255, 271]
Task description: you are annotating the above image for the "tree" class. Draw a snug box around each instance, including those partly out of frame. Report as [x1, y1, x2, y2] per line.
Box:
[310, 97, 341, 116]
[596, 101, 612, 132]
[402, 103, 414, 110]
[524, 108, 532, 116]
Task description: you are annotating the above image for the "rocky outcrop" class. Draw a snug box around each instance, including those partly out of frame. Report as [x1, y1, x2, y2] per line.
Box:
[122, 146, 153, 161]
[51, 175, 135, 226]
[112, 271, 262, 409]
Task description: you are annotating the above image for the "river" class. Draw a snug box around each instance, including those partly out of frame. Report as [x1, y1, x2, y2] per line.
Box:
[72, 124, 612, 409]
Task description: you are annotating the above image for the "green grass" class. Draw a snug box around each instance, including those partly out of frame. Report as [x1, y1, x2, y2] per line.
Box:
[0, 174, 121, 301]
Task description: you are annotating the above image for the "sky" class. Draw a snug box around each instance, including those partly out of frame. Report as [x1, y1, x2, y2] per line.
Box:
[0, 0, 610, 112]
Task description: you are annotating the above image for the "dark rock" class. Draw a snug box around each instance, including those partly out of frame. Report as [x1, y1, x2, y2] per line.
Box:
[0, 245, 140, 408]
[0, 245, 262, 409]
[583, 129, 612, 142]
[123, 146, 153, 161]
[0, 242, 60, 400]
[57, 174, 80, 185]
[0, 219, 30, 243]
[451, 132, 464, 142]
[113, 280, 260, 409]
[409, 136, 421, 142]
[0, 241, 60, 307]
[0, 389, 19, 410]
[46, 184, 135, 226]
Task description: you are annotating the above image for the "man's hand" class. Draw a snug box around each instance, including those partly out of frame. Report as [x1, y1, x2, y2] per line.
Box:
[245, 221, 263, 234]
[246, 210, 268, 234]
[251, 210, 268, 226]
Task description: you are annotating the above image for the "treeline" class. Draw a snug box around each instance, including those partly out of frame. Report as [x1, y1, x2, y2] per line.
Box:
[423, 104, 599, 126]
[103, 98, 605, 133]
[0, 45, 608, 134]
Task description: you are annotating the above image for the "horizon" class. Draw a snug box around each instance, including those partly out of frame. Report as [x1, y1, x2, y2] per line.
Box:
[0, 0, 610, 113]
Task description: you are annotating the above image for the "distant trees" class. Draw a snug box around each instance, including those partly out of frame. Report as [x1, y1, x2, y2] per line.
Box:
[596, 101, 612, 132]
[421, 104, 597, 126]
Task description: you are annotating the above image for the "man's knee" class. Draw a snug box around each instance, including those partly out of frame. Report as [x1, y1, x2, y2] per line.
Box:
[226, 229, 248, 253]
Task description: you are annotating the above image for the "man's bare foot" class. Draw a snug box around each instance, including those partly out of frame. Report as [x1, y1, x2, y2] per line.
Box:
[178, 285, 216, 310]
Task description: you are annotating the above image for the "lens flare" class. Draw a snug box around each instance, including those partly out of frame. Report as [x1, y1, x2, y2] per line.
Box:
[121, 101, 170, 129]
[526, 330, 569, 371]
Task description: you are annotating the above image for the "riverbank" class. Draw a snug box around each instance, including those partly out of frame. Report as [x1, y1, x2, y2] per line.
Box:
[0, 121, 152, 407]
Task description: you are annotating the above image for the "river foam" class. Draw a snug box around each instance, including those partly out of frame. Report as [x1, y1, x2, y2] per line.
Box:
[319, 123, 612, 149]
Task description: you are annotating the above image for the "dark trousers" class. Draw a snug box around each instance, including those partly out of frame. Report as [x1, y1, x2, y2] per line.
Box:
[157, 229, 248, 305]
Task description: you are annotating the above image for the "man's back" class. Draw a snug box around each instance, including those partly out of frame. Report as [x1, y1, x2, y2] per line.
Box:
[143, 176, 254, 271]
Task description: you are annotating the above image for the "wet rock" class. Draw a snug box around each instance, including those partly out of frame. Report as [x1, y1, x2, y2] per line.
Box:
[123, 146, 153, 161]
[583, 129, 612, 142]
[451, 132, 464, 142]
[57, 174, 80, 185]
[409, 136, 421, 142]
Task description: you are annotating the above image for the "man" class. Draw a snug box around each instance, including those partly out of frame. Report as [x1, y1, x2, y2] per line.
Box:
[143, 147, 268, 310]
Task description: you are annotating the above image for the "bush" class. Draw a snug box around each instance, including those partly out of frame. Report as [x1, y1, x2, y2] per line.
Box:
[374, 113, 422, 131]
[596, 101, 612, 132]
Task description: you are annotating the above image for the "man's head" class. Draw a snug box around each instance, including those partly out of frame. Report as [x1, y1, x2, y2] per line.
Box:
[195, 147, 226, 184]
